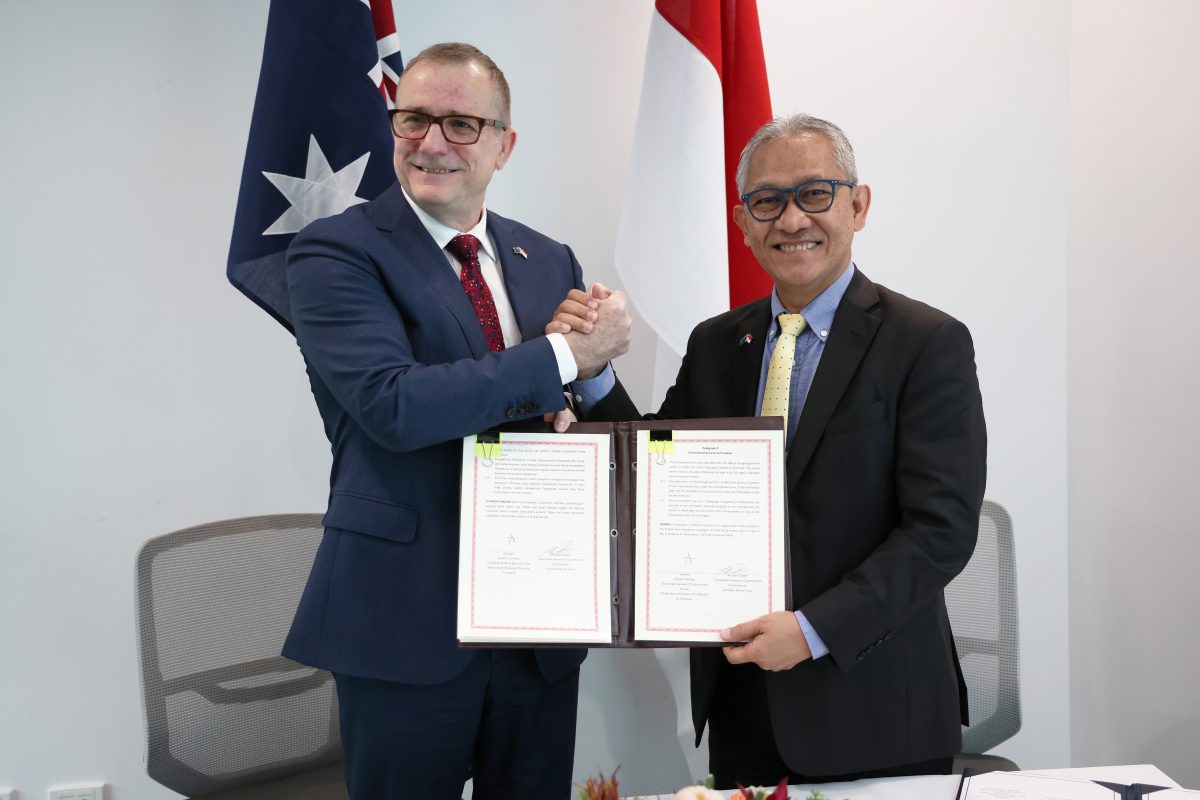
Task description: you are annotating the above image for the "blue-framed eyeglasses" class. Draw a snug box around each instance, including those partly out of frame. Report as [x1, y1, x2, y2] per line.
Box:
[740, 179, 856, 222]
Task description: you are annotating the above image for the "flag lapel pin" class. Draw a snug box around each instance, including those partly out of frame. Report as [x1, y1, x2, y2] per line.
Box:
[739, 333, 754, 346]
[512, 246, 529, 260]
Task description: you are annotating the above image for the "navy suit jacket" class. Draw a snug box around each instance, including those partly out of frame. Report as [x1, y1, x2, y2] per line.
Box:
[282, 183, 586, 685]
[593, 269, 986, 774]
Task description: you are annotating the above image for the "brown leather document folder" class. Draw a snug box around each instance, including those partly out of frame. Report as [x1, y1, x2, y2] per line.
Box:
[458, 416, 791, 648]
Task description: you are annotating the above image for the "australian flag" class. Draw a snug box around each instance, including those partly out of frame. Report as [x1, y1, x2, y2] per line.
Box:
[227, 0, 405, 331]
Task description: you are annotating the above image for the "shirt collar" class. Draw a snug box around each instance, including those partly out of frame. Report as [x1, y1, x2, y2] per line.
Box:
[400, 187, 495, 262]
[769, 261, 856, 341]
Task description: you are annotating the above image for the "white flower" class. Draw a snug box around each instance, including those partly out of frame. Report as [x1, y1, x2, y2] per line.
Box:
[672, 787, 724, 800]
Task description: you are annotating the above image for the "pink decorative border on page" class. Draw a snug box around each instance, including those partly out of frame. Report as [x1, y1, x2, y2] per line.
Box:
[643, 437, 775, 633]
[469, 440, 602, 633]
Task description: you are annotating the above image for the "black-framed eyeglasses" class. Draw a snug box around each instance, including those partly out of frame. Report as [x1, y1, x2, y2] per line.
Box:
[740, 179, 856, 222]
[388, 109, 506, 145]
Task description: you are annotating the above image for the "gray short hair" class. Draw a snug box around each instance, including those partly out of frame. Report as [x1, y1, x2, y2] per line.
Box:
[400, 42, 512, 126]
[735, 114, 858, 194]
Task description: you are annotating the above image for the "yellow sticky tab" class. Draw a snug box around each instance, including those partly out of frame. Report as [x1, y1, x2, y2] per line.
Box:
[474, 434, 502, 459]
[648, 431, 674, 456]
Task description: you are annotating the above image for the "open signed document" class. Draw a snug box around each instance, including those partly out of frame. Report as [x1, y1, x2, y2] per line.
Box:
[457, 431, 613, 644]
[632, 427, 788, 643]
[456, 418, 789, 647]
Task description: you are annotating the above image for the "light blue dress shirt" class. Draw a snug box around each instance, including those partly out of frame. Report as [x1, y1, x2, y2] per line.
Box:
[759, 262, 856, 660]
[755, 262, 855, 450]
[569, 363, 615, 412]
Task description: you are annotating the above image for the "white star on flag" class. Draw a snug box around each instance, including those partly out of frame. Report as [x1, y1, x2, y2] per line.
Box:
[262, 135, 371, 235]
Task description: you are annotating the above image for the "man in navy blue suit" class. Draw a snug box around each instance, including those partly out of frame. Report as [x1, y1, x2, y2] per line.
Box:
[282, 42, 631, 799]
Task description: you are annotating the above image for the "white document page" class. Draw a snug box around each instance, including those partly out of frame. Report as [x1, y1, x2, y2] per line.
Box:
[457, 432, 612, 644]
[633, 428, 787, 643]
[959, 771, 1122, 800]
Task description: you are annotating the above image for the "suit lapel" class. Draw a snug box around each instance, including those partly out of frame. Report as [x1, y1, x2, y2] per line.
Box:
[787, 271, 881, 486]
[370, 185, 490, 359]
[729, 300, 773, 416]
[487, 214, 546, 343]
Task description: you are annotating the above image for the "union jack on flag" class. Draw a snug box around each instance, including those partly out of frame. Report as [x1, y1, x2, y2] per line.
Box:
[227, 0, 405, 331]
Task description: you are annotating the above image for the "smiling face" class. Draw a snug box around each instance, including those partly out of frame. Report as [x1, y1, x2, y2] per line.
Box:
[392, 59, 516, 231]
[733, 132, 871, 311]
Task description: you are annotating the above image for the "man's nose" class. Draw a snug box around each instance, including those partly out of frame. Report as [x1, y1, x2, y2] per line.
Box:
[775, 196, 812, 231]
[418, 123, 451, 154]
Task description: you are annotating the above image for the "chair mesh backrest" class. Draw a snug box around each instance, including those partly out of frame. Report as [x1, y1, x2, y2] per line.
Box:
[944, 500, 1021, 754]
[135, 514, 340, 797]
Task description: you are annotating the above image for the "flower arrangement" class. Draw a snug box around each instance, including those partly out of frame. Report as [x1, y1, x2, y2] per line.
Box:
[577, 768, 620, 800]
[578, 770, 839, 800]
[670, 785, 724, 800]
[729, 779, 789, 800]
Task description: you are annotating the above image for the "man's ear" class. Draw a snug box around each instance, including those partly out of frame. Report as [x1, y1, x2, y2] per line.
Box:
[495, 127, 517, 171]
[851, 183, 871, 232]
[732, 204, 753, 246]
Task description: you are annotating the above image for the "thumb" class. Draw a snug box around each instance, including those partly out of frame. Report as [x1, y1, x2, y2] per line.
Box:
[551, 409, 576, 433]
[589, 282, 613, 300]
[720, 617, 762, 643]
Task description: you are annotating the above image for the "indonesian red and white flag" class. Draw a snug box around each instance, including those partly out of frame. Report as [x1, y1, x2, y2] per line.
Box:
[615, 0, 772, 776]
[615, 0, 772, 401]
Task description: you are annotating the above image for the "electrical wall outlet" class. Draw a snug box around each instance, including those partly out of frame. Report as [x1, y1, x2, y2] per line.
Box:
[48, 786, 105, 800]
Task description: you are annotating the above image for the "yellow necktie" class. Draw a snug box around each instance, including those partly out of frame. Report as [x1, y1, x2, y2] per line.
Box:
[759, 313, 807, 431]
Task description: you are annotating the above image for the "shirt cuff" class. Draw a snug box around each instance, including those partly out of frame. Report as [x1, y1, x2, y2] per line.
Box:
[794, 610, 829, 660]
[568, 364, 616, 415]
[547, 332, 578, 384]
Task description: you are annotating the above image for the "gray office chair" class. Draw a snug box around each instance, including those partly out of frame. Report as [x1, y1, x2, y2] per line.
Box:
[946, 500, 1021, 773]
[135, 514, 347, 799]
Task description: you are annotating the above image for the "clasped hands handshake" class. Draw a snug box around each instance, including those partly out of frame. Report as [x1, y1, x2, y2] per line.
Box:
[546, 282, 630, 379]
[541, 283, 628, 433]
[540, 284, 813, 672]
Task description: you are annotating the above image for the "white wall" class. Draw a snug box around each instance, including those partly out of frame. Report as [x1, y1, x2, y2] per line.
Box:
[0, 4, 329, 798]
[1068, 0, 1200, 787]
[5, 0, 1192, 796]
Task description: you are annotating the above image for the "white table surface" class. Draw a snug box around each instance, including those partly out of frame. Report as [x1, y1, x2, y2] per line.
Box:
[630, 764, 1177, 800]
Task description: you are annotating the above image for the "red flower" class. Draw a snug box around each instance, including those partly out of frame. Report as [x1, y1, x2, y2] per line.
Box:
[734, 778, 789, 800]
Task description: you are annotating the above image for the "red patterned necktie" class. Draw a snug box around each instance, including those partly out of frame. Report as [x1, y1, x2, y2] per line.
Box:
[446, 233, 505, 352]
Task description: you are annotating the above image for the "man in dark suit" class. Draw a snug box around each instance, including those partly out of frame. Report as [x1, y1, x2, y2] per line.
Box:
[282, 42, 631, 799]
[555, 113, 986, 786]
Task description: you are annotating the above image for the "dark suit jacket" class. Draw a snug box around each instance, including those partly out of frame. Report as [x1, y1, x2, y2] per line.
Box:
[281, 183, 586, 685]
[594, 269, 986, 775]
